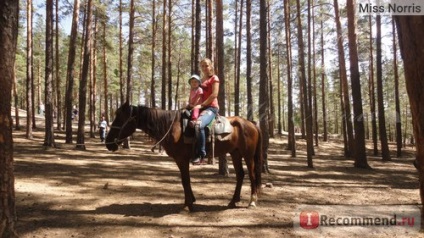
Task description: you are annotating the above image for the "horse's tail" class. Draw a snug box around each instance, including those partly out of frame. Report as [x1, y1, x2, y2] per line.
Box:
[254, 122, 263, 192]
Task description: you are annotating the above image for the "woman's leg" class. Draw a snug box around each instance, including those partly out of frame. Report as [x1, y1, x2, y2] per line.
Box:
[195, 108, 217, 159]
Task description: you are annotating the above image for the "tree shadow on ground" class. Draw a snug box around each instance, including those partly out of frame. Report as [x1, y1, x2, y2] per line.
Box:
[13, 129, 421, 237]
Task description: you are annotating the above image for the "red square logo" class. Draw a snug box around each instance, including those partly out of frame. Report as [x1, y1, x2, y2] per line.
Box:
[299, 211, 319, 229]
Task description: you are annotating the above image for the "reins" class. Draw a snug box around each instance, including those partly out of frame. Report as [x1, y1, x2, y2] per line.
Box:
[150, 111, 178, 152]
[106, 106, 179, 151]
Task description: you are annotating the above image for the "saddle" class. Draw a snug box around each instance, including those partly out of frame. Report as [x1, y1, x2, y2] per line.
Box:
[181, 109, 233, 144]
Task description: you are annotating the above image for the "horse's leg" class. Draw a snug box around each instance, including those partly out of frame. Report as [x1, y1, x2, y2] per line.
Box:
[228, 151, 244, 208]
[245, 156, 258, 208]
[175, 157, 196, 211]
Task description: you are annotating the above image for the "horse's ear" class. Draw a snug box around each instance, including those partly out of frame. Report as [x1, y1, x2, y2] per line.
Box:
[123, 101, 129, 108]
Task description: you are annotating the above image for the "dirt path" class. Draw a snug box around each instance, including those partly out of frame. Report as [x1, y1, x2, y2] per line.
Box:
[12, 127, 423, 237]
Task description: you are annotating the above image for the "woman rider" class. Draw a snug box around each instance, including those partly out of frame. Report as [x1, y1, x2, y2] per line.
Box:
[191, 58, 220, 165]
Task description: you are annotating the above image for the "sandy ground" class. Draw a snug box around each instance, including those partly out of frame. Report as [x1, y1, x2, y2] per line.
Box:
[11, 121, 424, 238]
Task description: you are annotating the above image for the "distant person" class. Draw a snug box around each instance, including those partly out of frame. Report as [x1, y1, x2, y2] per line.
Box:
[72, 105, 78, 121]
[186, 74, 203, 128]
[98, 116, 107, 142]
[39, 103, 45, 115]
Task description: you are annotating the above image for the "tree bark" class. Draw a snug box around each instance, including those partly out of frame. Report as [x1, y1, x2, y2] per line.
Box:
[90, 16, 98, 138]
[284, 0, 296, 157]
[392, 18, 402, 158]
[368, 15, 378, 156]
[26, 0, 34, 138]
[55, 0, 62, 131]
[0, 0, 19, 236]
[76, 0, 93, 150]
[320, 17, 327, 142]
[13, 63, 20, 130]
[167, 0, 173, 110]
[150, 0, 157, 107]
[395, 15, 424, 229]
[260, 0, 270, 172]
[161, 0, 167, 109]
[44, 0, 56, 147]
[296, 0, 313, 167]
[119, 0, 125, 104]
[234, 0, 243, 117]
[65, 0, 80, 144]
[102, 20, 109, 123]
[194, 0, 201, 75]
[267, 0, 274, 138]
[346, 0, 369, 168]
[277, 44, 282, 135]
[334, 0, 354, 157]
[216, 0, 228, 176]
[376, 15, 391, 161]
[246, 0, 253, 121]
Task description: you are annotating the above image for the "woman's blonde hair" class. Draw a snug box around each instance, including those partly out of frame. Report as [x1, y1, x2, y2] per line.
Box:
[200, 58, 214, 76]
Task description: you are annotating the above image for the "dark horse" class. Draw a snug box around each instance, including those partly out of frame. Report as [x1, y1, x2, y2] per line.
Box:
[105, 102, 262, 211]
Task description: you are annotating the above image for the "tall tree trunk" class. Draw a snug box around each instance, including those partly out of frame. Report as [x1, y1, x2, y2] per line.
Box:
[347, 0, 369, 168]
[119, 0, 124, 104]
[26, 0, 34, 139]
[55, 0, 62, 131]
[191, 0, 195, 74]
[174, 46, 182, 109]
[167, 0, 172, 110]
[89, 17, 98, 138]
[161, 0, 167, 109]
[234, 0, 243, 117]
[216, 0, 228, 176]
[127, 0, 134, 103]
[395, 15, 424, 229]
[340, 71, 348, 155]
[194, 0, 201, 74]
[277, 44, 282, 135]
[296, 0, 313, 167]
[76, 0, 93, 150]
[312, 6, 318, 147]
[13, 63, 20, 130]
[284, 0, 296, 157]
[0, 1, 19, 236]
[206, 0, 213, 60]
[320, 17, 327, 142]
[260, 0, 270, 172]
[267, 0, 274, 138]
[369, 15, 378, 156]
[65, 0, 80, 144]
[392, 18, 402, 158]
[151, 0, 157, 108]
[122, 0, 135, 150]
[376, 15, 391, 161]
[102, 21, 109, 123]
[334, 0, 354, 157]
[246, 0, 253, 121]
[44, 0, 56, 147]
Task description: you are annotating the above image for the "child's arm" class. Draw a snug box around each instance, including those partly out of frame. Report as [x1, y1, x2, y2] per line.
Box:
[193, 88, 203, 106]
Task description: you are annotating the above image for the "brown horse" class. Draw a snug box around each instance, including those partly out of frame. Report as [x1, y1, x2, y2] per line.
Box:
[105, 102, 262, 211]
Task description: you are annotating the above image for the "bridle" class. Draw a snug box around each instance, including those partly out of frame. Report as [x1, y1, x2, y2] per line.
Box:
[106, 106, 138, 146]
[106, 105, 179, 150]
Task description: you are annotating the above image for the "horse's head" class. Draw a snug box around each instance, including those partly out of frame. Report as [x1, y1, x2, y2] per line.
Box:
[106, 102, 138, 151]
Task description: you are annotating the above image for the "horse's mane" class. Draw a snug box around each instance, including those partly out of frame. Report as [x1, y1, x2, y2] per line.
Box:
[136, 105, 180, 142]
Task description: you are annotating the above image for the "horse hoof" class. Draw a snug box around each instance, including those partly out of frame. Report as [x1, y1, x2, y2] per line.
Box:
[248, 202, 257, 208]
[181, 205, 194, 213]
[228, 202, 237, 208]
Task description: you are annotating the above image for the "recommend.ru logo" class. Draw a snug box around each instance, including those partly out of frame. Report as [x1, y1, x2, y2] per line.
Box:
[294, 205, 421, 236]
